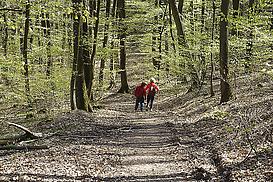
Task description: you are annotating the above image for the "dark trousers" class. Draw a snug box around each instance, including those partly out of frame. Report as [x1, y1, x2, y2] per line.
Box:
[146, 94, 155, 109]
[135, 96, 144, 111]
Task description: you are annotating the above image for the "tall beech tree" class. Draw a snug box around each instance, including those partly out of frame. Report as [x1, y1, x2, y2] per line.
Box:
[219, 0, 232, 103]
[70, 0, 90, 111]
[117, 0, 129, 93]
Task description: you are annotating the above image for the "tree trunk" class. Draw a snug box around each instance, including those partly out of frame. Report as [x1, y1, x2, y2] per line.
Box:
[270, 10, 273, 31]
[169, 0, 186, 46]
[152, 0, 159, 69]
[76, 8, 90, 111]
[200, 0, 206, 85]
[99, 0, 111, 86]
[70, 2, 80, 110]
[71, 0, 91, 111]
[168, 4, 176, 52]
[44, 13, 52, 77]
[178, 0, 184, 14]
[230, 0, 239, 35]
[210, 0, 216, 97]
[88, 0, 100, 100]
[109, 0, 117, 89]
[245, 0, 254, 72]
[23, 2, 31, 105]
[220, 0, 232, 103]
[117, 0, 129, 93]
[3, 14, 8, 56]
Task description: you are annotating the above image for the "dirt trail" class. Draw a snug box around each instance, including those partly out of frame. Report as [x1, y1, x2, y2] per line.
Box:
[0, 94, 221, 181]
[90, 94, 218, 181]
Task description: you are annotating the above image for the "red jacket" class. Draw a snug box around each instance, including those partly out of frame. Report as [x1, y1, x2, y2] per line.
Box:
[134, 85, 146, 97]
[144, 82, 159, 96]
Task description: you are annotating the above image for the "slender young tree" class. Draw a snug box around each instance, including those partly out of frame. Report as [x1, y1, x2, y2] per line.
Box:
[169, 0, 199, 91]
[88, 0, 101, 100]
[109, 0, 117, 89]
[3, 14, 8, 56]
[99, 0, 111, 86]
[22, 1, 31, 105]
[152, 0, 159, 69]
[168, 4, 176, 52]
[82, 13, 91, 105]
[231, 0, 239, 35]
[210, 0, 216, 97]
[178, 0, 184, 14]
[245, 0, 255, 71]
[117, 0, 129, 93]
[199, 0, 206, 84]
[220, 0, 232, 103]
[41, 13, 52, 77]
[169, 0, 186, 46]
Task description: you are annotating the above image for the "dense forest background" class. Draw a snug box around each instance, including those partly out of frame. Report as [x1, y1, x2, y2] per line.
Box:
[0, 0, 272, 116]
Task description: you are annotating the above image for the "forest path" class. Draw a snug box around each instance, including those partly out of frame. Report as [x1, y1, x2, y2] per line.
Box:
[94, 93, 217, 181]
[0, 93, 218, 181]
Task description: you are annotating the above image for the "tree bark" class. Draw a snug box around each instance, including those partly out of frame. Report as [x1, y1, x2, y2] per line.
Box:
[210, 0, 216, 97]
[245, 0, 254, 71]
[168, 4, 176, 52]
[23, 2, 31, 105]
[178, 0, 184, 14]
[220, 0, 232, 103]
[152, 0, 159, 69]
[44, 13, 52, 77]
[200, 0, 206, 85]
[117, 0, 129, 93]
[88, 0, 100, 100]
[109, 0, 117, 89]
[70, 2, 80, 110]
[230, 0, 240, 35]
[3, 14, 8, 56]
[99, 0, 111, 86]
[169, 0, 186, 46]
[71, 0, 90, 111]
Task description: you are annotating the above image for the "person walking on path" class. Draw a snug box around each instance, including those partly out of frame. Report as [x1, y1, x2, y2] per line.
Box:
[134, 82, 147, 111]
[144, 78, 159, 111]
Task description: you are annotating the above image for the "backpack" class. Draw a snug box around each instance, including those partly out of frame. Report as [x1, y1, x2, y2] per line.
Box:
[149, 86, 156, 96]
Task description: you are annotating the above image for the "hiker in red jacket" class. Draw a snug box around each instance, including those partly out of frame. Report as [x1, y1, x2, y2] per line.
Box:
[134, 82, 147, 111]
[144, 78, 159, 111]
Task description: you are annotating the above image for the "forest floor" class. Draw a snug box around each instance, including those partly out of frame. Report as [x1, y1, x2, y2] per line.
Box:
[0, 74, 273, 181]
